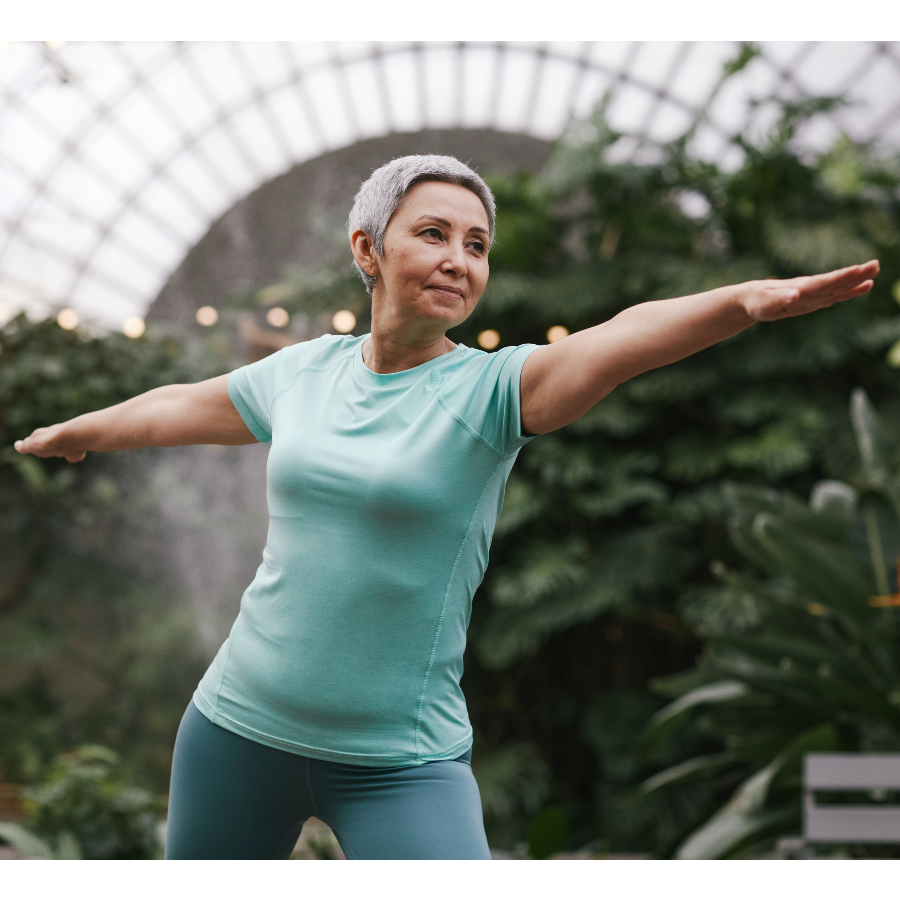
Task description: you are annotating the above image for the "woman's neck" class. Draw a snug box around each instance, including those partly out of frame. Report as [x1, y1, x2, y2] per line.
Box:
[361, 330, 457, 374]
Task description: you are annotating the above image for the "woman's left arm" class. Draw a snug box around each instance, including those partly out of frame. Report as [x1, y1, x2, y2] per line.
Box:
[520, 260, 881, 436]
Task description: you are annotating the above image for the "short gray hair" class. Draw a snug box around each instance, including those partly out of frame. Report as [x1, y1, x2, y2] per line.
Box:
[347, 154, 496, 293]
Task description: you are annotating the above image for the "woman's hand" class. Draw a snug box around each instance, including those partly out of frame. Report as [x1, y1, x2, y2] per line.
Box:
[14, 374, 258, 462]
[521, 259, 881, 436]
[15, 425, 87, 462]
[741, 260, 880, 322]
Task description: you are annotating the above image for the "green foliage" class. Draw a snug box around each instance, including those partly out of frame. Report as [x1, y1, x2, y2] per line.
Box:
[0, 745, 163, 859]
[472, 740, 550, 849]
[642, 390, 900, 858]
[246, 78, 900, 852]
[0, 315, 215, 790]
[527, 806, 568, 859]
[7, 47, 899, 856]
[0, 313, 223, 616]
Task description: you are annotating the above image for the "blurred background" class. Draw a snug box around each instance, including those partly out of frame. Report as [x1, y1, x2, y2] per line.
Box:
[2, 40, 900, 859]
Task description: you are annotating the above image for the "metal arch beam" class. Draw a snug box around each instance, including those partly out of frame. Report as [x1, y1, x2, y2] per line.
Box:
[0, 153, 176, 280]
[58, 42, 732, 306]
[8, 41, 898, 319]
[330, 43, 363, 145]
[3, 41, 757, 314]
[3, 38, 288, 304]
[710, 42, 820, 168]
[2, 226, 147, 303]
[59, 41, 734, 308]
[228, 41, 295, 171]
[112, 42, 240, 198]
[371, 43, 397, 135]
[633, 42, 696, 151]
[0, 44, 198, 266]
[0, 152, 188, 289]
[523, 44, 549, 135]
[278, 42, 329, 153]
[172, 42, 267, 183]
[561, 41, 600, 132]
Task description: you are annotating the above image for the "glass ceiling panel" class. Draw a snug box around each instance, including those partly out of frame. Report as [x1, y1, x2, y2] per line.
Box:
[2, 41, 899, 333]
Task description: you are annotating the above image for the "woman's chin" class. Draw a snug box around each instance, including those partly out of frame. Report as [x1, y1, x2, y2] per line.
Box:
[420, 300, 469, 327]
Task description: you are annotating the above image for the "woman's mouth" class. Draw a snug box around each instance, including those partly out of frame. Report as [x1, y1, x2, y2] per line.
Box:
[429, 285, 464, 300]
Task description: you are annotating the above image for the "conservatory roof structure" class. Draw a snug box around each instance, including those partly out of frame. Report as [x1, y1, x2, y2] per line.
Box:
[2, 41, 900, 331]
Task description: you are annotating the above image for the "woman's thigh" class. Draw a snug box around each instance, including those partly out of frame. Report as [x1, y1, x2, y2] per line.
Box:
[311, 754, 491, 860]
[165, 702, 312, 859]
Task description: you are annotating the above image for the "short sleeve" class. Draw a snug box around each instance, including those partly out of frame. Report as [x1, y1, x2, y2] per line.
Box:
[227, 350, 284, 443]
[438, 343, 540, 457]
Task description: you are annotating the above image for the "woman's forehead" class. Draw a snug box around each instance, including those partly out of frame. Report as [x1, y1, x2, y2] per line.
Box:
[395, 181, 489, 227]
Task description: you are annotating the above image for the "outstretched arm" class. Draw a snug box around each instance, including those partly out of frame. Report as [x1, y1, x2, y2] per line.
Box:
[520, 260, 881, 435]
[14, 374, 257, 463]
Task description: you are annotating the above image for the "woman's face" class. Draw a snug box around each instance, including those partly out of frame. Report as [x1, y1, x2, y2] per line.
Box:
[353, 180, 491, 335]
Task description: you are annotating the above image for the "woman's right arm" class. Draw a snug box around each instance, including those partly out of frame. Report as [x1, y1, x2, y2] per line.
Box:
[13, 374, 258, 463]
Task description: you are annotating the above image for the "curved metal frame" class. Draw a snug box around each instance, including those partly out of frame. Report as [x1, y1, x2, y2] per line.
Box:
[1, 41, 898, 326]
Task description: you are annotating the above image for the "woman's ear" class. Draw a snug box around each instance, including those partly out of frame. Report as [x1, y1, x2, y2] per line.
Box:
[350, 229, 379, 278]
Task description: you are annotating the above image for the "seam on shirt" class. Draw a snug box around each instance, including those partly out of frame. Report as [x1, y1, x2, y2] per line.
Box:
[266, 350, 357, 426]
[211, 613, 240, 725]
[436, 395, 504, 458]
[414, 457, 505, 761]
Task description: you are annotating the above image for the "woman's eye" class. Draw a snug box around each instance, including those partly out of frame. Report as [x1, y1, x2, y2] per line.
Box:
[469, 242, 485, 255]
[423, 228, 443, 240]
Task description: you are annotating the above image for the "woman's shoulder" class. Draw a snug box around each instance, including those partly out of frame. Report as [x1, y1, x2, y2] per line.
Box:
[436, 342, 538, 389]
[263, 333, 363, 373]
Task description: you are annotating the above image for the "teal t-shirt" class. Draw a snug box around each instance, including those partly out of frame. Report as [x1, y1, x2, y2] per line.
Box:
[193, 333, 539, 766]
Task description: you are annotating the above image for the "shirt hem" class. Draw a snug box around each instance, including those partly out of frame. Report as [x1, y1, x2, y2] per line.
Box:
[191, 692, 473, 768]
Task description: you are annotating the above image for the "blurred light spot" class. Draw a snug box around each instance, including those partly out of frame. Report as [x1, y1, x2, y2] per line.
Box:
[196, 306, 218, 326]
[57, 308, 79, 330]
[477, 329, 500, 350]
[547, 325, 569, 343]
[892, 280, 900, 306]
[45, 41, 67, 50]
[807, 602, 825, 616]
[678, 190, 711, 219]
[266, 307, 289, 328]
[333, 310, 356, 333]
[123, 315, 145, 338]
[0, 300, 11, 324]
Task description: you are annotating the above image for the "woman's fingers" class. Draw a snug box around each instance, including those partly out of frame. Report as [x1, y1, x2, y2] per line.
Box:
[793, 261, 879, 306]
[13, 426, 83, 462]
[746, 260, 879, 321]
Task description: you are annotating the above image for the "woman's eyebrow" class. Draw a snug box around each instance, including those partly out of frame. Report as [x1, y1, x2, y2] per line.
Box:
[412, 215, 489, 236]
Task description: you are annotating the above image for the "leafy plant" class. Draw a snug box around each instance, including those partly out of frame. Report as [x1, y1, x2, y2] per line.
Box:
[242, 62, 900, 851]
[0, 314, 215, 789]
[641, 389, 900, 858]
[0, 745, 163, 859]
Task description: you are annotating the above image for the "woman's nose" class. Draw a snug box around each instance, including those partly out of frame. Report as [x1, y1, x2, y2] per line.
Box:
[441, 240, 467, 275]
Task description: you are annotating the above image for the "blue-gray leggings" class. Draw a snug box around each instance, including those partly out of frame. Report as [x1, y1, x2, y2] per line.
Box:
[164, 701, 491, 859]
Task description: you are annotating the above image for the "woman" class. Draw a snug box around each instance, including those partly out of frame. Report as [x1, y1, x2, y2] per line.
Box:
[15, 155, 879, 859]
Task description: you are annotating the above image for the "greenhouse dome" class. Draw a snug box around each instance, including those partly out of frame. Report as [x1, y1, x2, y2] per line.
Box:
[1, 40, 899, 331]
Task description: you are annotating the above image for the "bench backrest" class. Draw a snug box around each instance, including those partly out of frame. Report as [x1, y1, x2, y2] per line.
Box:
[804, 753, 900, 843]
